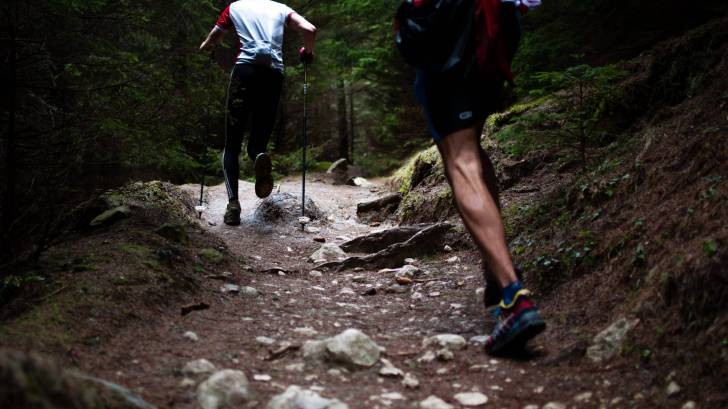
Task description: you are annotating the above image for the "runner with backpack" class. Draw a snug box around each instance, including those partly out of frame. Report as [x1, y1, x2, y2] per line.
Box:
[199, 0, 316, 226]
[395, 0, 545, 355]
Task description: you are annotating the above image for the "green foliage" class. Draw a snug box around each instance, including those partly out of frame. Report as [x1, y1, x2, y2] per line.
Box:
[529, 61, 628, 165]
[702, 239, 718, 257]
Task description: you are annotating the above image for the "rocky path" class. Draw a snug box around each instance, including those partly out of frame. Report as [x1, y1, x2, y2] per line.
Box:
[88, 176, 687, 409]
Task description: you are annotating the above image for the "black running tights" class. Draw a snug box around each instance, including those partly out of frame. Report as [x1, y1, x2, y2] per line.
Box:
[223, 63, 283, 200]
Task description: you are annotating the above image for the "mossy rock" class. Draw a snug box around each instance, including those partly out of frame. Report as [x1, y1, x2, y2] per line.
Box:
[89, 206, 131, 228]
[154, 223, 188, 244]
[199, 248, 224, 264]
[0, 349, 151, 409]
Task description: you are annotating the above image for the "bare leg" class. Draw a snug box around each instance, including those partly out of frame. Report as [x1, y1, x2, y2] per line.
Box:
[437, 127, 517, 288]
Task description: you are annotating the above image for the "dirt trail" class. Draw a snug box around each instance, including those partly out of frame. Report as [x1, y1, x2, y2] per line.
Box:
[85, 176, 664, 409]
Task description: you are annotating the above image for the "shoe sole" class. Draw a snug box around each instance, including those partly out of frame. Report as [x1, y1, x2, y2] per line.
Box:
[255, 153, 273, 198]
[487, 310, 546, 355]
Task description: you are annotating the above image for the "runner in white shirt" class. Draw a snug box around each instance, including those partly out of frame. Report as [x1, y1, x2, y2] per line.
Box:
[199, 0, 316, 225]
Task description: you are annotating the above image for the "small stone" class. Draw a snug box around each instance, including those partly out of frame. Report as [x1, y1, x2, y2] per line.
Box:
[381, 392, 405, 400]
[404, 258, 416, 265]
[574, 392, 593, 402]
[256, 336, 276, 346]
[309, 270, 323, 278]
[293, 327, 319, 337]
[184, 359, 216, 375]
[454, 392, 488, 406]
[681, 401, 697, 409]
[241, 286, 259, 297]
[420, 395, 454, 409]
[533, 386, 544, 394]
[197, 370, 252, 409]
[253, 374, 272, 382]
[221, 284, 240, 294]
[542, 402, 566, 409]
[423, 334, 467, 351]
[469, 335, 489, 345]
[428, 291, 440, 297]
[302, 340, 328, 363]
[184, 331, 199, 342]
[444, 245, 453, 252]
[396, 276, 413, 285]
[523, 405, 539, 409]
[179, 378, 196, 388]
[309, 243, 347, 264]
[386, 284, 410, 294]
[352, 275, 367, 283]
[327, 368, 343, 377]
[417, 350, 436, 363]
[266, 385, 348, 409]
[411, 292, 424, 300]
[446, 256, 459, 263]
[340, 287, 356, 295]
[436, 368, 449, 375]
[610, 397, 624, 406]
[436, 348, 454, 361]
[285, 363, 305, 372]
[666, 381, 681, 397]
[378, 358, 404, 377]
[325, 328, 382, 368]
[403, 373, 420, 389]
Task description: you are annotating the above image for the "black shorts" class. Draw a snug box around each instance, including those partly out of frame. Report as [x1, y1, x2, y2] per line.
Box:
[415, 68, 505, 141]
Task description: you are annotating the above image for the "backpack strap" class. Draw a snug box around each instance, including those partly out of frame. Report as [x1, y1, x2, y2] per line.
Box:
[474, 0, 515, 82]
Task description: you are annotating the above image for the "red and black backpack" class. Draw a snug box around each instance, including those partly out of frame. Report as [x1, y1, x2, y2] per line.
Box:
[395, 0, 520, 81]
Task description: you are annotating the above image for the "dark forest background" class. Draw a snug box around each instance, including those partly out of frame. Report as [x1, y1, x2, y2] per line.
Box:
[1, 0, 727, 275]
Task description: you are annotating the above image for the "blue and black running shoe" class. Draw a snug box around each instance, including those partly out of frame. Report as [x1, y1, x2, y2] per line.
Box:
[484, 289, 546, 355]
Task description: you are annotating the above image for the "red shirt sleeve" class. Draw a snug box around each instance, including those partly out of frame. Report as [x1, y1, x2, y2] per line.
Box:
[215, 5, 233, 31]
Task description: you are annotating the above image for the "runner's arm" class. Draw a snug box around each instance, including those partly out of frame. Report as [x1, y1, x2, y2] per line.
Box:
[288, 12, 317, 54]
[199, 26, 225, 53]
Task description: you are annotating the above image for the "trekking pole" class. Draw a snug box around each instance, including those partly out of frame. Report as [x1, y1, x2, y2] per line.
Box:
[301, 59, 308, 218]
[196, 52, 215, 219]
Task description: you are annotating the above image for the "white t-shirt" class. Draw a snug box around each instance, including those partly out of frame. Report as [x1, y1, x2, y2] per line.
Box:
[215, 0, 295, 71]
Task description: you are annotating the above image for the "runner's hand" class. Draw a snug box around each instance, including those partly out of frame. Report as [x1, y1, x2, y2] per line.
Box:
[299, 47, 314, 64]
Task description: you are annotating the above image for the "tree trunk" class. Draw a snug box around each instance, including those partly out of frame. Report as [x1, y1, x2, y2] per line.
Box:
[2, 20, 18, 264]
[336, 79, 349, 161]
[347, 82, 355, 164]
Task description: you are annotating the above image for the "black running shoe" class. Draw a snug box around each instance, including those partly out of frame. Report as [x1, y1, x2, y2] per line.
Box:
[224, 199, 241, 226]
[484, 289, 546, 355]
[254, 153, 273, 198]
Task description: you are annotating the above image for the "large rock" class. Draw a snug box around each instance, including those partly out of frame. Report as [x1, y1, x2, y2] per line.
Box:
[309, 243, 347, 264]
[267, 385, 348, 409]
[325, 329, 381, 368]
[303, 329, 382, 369]
[89, 206, 131, 227]
[586, 318, 640, 363]
[0, 349, 154, 409]
[197, 370, 254, 409]
[253, 193, 324, 226]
